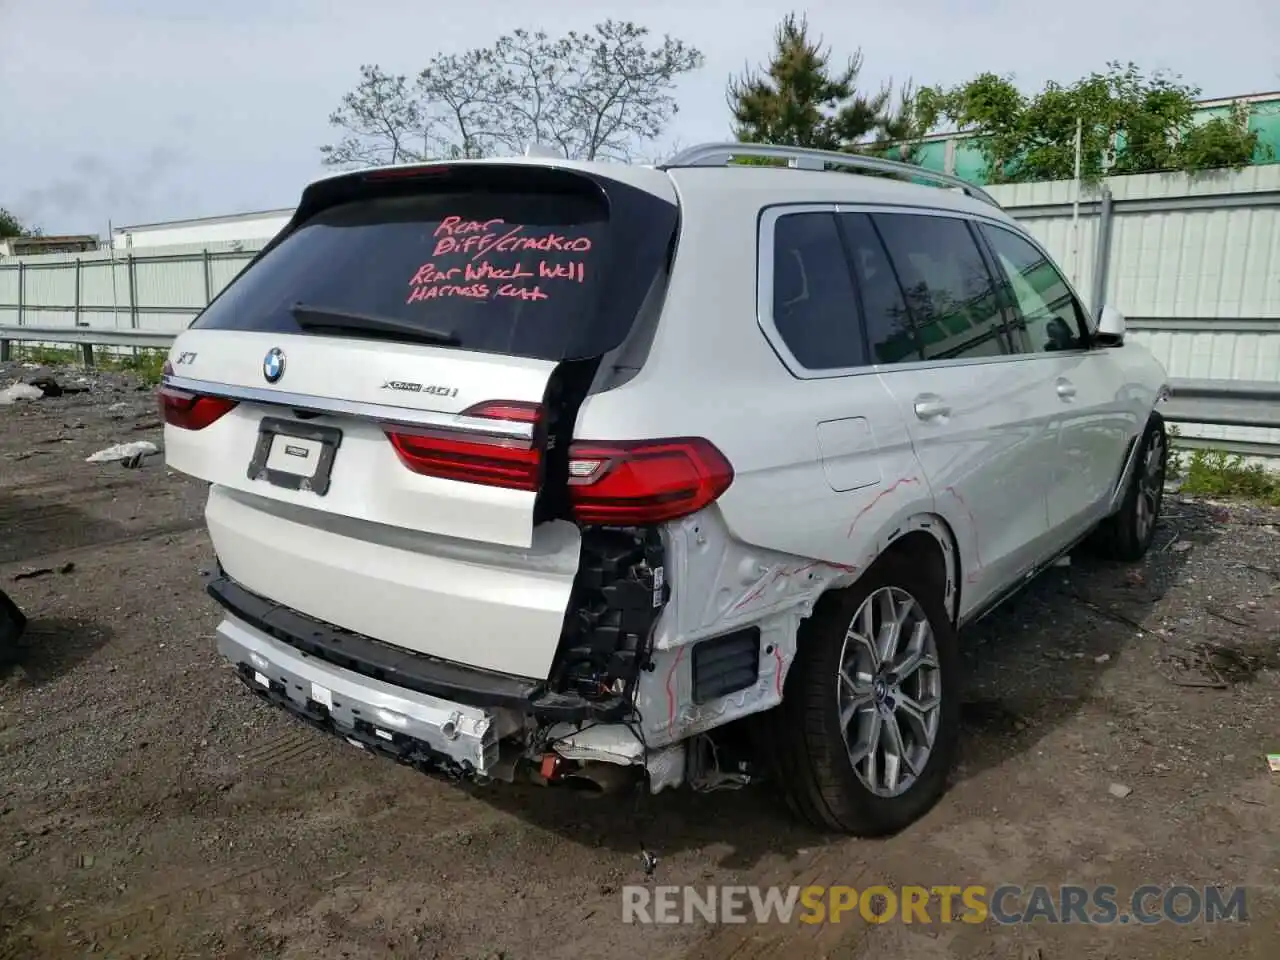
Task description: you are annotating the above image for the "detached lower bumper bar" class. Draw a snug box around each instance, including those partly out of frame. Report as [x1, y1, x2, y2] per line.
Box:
[217, 614, 501, 775]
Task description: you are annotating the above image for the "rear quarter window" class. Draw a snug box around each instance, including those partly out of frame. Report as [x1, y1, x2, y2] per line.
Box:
[770, 211, 866, 369]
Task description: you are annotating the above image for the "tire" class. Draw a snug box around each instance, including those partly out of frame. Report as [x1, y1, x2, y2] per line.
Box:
[1088, 413, 1167, 562]
[0, 588, 25, 667]
[762, 549, 961, 836]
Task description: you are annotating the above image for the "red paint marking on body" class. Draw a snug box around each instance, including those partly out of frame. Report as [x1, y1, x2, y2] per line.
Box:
[732, 571, 781, 611]
[664, 646, 687, 729]
[730, 559, 861, 614]
[774, 646, 785, 697]
[733, 582, 769, 611]
[846, 476, 921, 538]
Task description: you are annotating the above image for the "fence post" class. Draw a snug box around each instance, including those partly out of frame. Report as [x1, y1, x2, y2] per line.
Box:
[16, 261, 24, 327]
[4, 261, 25, 362]
[202, 249, 212, 305]
[75, 258, 93, 365]
[74, 258, 83, 327]
[126, 254, 138, 329]
[1090, 187, 1114, 317]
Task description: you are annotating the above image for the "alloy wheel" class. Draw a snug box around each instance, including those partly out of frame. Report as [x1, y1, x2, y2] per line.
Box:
[835, 586, 942, 798]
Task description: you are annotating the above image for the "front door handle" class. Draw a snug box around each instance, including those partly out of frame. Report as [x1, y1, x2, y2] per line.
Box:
[1056, 378, 1077, 401]
[913, 394, 951, 420]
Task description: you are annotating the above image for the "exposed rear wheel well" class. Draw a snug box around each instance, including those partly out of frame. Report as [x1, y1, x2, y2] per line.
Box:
[879, 522, 960, 625]
[808, 517, 961, 629]
[880, 530, 946, 590]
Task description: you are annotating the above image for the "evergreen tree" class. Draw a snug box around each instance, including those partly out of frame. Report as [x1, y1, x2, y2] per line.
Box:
[726, 14, 911, 152]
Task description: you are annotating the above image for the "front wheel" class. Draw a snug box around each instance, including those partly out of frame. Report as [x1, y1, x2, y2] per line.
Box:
[765, 551, 961, 836]
[1089, 413, 1167, 562]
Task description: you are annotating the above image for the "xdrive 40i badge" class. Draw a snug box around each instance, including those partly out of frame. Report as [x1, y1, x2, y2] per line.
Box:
[381, 381, 459, 398]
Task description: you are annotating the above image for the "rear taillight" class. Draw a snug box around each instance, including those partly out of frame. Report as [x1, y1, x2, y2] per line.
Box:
[383, 400, 543, 491]
[566, 438, 734, 525]
[157, 385, 238, 431]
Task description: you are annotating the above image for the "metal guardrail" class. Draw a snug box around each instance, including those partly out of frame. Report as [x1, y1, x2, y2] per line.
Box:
[1162, 379, 1280, 430]
[0, 326, 176, 366]
[1, 323, 1277, 436]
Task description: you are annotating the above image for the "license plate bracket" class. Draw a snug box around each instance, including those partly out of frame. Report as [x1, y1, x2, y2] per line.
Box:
[247, 416, 343, 496]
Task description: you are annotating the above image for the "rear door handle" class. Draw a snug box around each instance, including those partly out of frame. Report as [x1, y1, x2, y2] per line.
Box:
[1056, 378, 1077, 400]
[913, 394, 951, 420]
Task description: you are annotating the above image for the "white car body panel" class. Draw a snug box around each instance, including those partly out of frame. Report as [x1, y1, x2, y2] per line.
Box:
[876, 356, 1059, 616]
[1041, 344, 1165, 548]
[205, 486, 580, 678]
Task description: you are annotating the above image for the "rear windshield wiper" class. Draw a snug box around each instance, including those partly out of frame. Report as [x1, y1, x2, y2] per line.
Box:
[290, 302, 461, 347]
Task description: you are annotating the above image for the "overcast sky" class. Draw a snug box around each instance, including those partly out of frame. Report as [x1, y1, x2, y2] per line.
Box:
[2, 0, 1277, 235]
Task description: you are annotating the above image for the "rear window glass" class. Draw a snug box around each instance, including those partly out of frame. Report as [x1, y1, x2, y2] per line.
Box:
[193, 189, 617, 361]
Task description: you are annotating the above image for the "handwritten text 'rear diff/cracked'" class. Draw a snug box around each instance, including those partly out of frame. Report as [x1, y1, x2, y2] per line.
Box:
[430, 216, 593, 260]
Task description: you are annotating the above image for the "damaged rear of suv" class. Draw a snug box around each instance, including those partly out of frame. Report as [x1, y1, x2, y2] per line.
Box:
[163, 144, 1169, 837]
[162, 158, 718, 778]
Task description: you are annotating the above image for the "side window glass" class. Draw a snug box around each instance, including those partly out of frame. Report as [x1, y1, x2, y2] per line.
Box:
[838, 213, 922, 365]
[980, 224, 1087, 353]
[871, 213, 1010, 362]
[770, 212, 866, 370]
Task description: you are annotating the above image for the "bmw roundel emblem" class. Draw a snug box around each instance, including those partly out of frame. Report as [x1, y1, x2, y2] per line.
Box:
[263, 347, 286, 384]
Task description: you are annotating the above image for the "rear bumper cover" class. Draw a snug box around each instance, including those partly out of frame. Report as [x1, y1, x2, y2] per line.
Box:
[207, 573, 624, 723]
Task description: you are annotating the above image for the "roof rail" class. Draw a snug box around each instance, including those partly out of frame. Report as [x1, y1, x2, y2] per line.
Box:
[659, 141, 1001, 208]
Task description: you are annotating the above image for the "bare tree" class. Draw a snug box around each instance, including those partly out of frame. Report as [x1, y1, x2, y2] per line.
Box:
[640, 137, 688, 166]
[320, 65, 425, 167]
[416, 48, 509, 160]
[481, 22, 704, 161]
[320, 22, 704, 167]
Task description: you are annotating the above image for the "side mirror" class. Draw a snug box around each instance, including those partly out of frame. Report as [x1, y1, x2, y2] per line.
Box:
[1096, 305, 1126, 347]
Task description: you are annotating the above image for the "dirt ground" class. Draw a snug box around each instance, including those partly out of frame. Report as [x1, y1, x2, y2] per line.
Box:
[1, 361, 1277, 960]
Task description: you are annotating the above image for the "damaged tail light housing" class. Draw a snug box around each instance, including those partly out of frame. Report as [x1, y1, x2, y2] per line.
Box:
[383, 400, 543, 491]
[157, 385, 238, 431]
[566, 437, 734, 525]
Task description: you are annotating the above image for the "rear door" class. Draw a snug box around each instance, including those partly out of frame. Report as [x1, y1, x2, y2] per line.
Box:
[162, 164, 678, 550]
[845, 209, 1063, 614]
[977, 222, 1136, 543]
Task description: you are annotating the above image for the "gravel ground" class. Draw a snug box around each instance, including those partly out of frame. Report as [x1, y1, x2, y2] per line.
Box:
[1, 361, 1277, 959]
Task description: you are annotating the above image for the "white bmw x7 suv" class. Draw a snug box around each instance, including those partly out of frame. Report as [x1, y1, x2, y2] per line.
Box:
[160, 142, 1170, 836]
